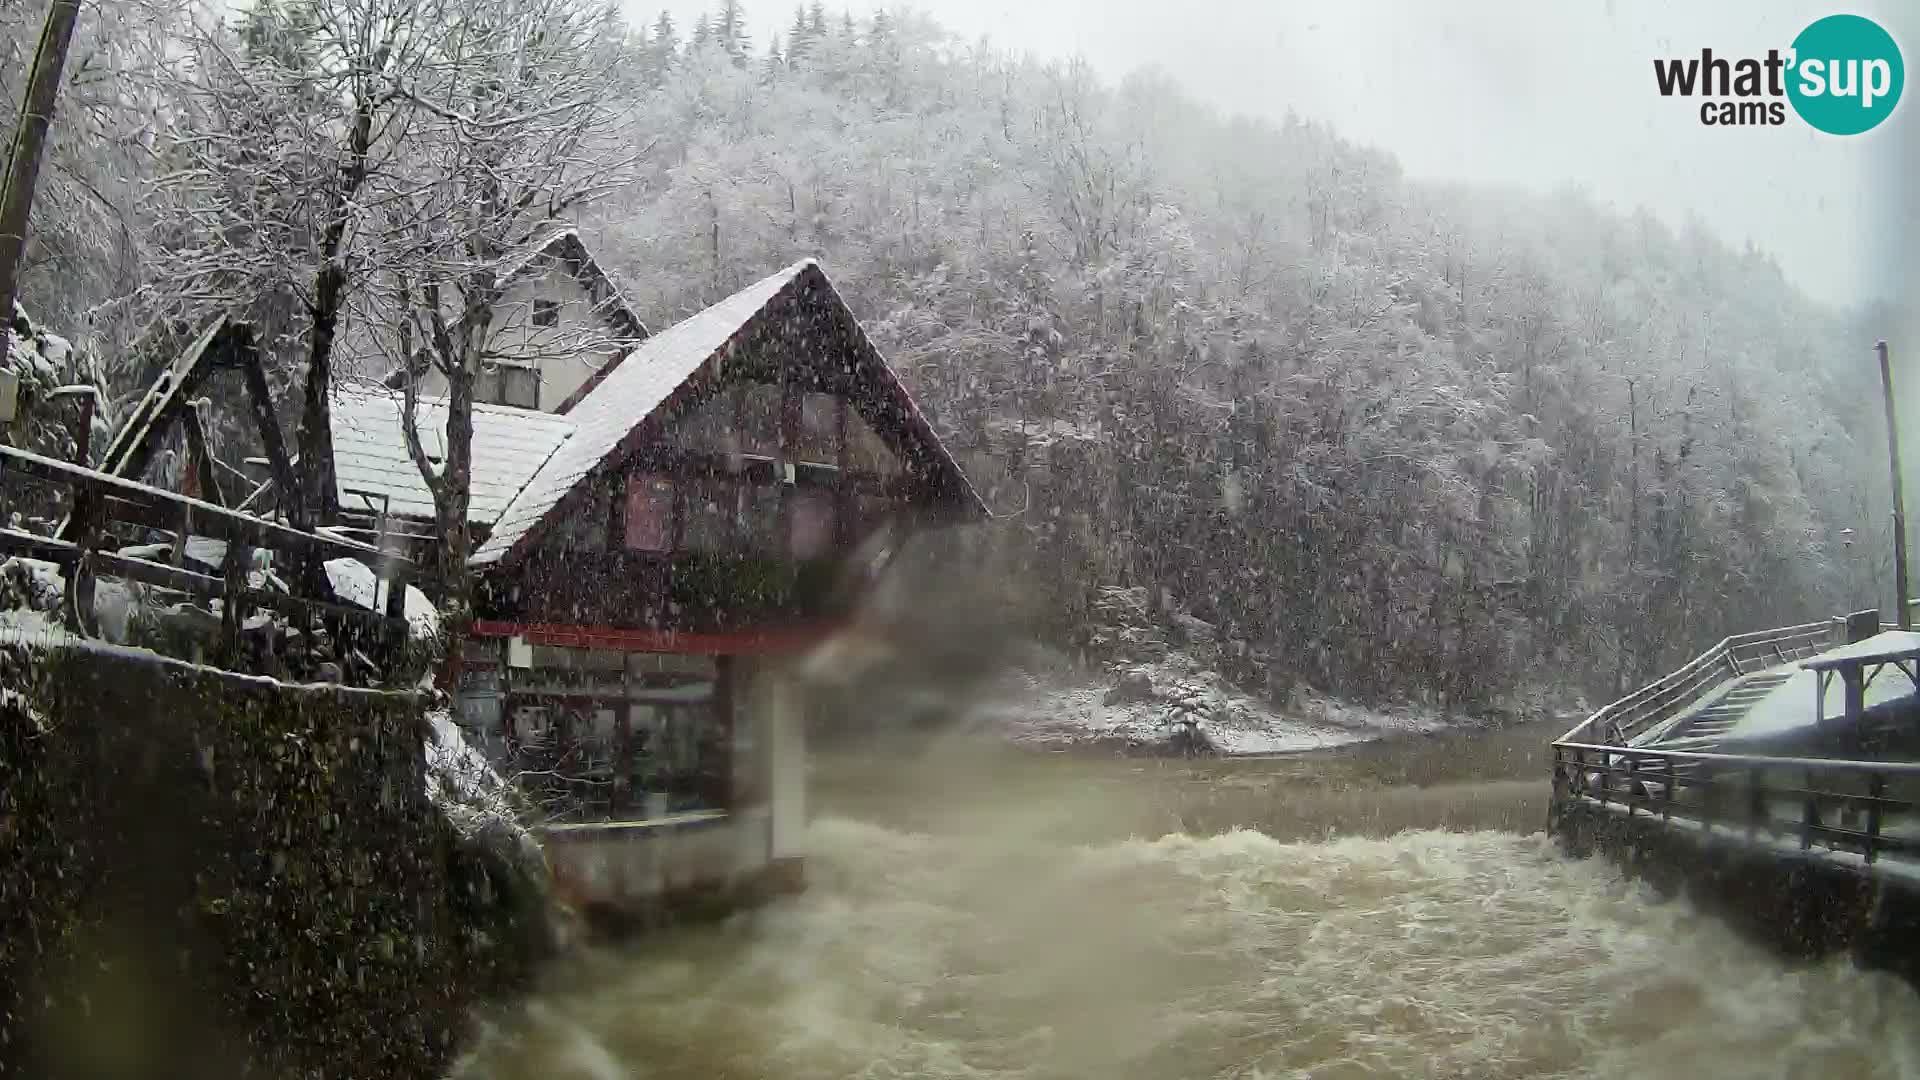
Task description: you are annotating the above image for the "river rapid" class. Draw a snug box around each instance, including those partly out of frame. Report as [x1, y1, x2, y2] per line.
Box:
[450, 723, 1920, 1080]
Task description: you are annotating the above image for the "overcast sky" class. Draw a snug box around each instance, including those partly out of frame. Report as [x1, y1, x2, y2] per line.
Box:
[641, 0, 1919, 313]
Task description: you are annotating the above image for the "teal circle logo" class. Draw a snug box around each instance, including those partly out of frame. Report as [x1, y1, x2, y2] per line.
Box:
[1788, 14, 1903, 135]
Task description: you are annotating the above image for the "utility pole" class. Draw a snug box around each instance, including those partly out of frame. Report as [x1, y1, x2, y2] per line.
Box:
[0, 0, 82, 374]
[1879, 341, 1910, 629]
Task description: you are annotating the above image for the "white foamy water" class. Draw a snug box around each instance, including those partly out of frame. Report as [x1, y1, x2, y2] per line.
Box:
[451, 814, 1920, 1080]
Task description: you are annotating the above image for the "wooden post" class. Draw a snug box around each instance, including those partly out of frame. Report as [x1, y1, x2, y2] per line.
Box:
[1879, 342, 1910, 629]
[1867, 773, 1885, 864]
[220, 540, 252, 663]
[0, 0, 82, 375]
[1801, 767, 1818, 850]
[70, 391, 91, 467]
[713, 654, 735, 810]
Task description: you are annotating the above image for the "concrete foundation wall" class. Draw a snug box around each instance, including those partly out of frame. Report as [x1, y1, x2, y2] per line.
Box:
[543, 810, 775, 916]
[1552, 797, 1920, 987]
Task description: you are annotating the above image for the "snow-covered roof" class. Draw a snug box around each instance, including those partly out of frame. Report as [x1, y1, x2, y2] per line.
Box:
[470, 258, 985, 568]
[472, 261, 810, 564]
[497, 228, 650, 344]
[1802, 630, 1920, 671]
[331, 383, 575, 524]
[380, 229, 648, 394]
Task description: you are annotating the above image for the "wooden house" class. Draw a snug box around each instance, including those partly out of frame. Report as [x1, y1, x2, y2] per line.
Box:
[329, 250, 985, 917]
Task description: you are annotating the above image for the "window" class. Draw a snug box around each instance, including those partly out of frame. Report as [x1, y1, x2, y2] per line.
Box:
[476, 363, 539, 409]
[676, 392, 739, 454]
[798, 392, 839, 464]
[847, 410, 900, 474]
[625, 473, 674, 552]
[790, 489, 835, 559]
[740, 382, 782, 456]
[743, 483, 782, 552]
[532, 298, 560, 327]
[563, 489, 610, 550]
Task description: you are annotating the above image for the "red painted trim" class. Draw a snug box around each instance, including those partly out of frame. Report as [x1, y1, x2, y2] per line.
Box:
[469, 618, 842, 656]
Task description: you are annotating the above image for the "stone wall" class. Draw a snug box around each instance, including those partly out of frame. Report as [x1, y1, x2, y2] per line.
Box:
[0, 640, 478, 1078]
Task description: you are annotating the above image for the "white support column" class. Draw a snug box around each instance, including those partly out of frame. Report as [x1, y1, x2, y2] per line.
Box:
[766, 666, 807, 861]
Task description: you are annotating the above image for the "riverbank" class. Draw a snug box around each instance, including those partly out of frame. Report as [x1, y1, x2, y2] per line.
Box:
[964, 652, 1575, 758]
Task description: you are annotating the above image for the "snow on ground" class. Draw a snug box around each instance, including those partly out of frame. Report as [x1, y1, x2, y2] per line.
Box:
[324, 558, 441, 640]
[972, 652, 1470, 756]
[425, 707, 542, 861]
[0, 556, 73, 648]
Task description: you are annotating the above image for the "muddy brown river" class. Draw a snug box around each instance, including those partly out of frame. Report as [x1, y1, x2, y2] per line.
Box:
[449, 722, 1920, 1079]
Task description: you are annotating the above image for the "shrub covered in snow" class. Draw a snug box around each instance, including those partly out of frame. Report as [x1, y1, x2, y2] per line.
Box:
[2, 302, 109, 468]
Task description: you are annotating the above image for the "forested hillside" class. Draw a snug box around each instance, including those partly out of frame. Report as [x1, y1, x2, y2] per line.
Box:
[3, 1, 1901, 708]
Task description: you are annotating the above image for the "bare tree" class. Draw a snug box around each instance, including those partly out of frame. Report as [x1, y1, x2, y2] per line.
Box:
[377, 0, 638, 647]
[0, 0, 84, 374]
[143, 0, 443, 529]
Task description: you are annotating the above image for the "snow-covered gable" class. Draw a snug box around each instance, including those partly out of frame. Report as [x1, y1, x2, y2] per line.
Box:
[470, 257, 984, 568]
[380, 229, 648, 414]
[472, 261, 808, 564]
[331, 383, 575, 525]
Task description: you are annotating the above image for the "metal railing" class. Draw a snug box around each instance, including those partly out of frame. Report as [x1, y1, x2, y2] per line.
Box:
[1553, 740, 1920, 867]
[1558, 620, 1841, 747]
[1553, 610, 1920, 870]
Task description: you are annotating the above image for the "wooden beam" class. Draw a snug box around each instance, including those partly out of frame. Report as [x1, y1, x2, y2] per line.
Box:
[3, 445, 405, 565]
[91, 316, 224, 487]
[236, 326, 301, 522]
[182, 405, 226, 509]
[470, 618, 843, 656]
[0, 529, 400, 635]
[833, 395, 850, 547]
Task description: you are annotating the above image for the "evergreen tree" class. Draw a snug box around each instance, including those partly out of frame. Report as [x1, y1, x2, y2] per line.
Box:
[787, 4, 812, 60]
[690, 13, 710, 49]
[714, 0, 750, 64]
[650, 9, 679, 73]
[764, 34, 784, 80]
[808, 0, 828, 38]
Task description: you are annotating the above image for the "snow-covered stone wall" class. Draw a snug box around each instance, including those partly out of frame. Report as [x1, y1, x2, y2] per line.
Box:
[0, 639, 485, 1078]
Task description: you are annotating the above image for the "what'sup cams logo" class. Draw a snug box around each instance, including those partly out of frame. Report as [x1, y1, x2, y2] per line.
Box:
[1654, 13, 1903, 134]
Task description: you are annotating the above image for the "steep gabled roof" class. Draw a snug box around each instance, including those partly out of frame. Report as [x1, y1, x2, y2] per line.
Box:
[498, 228, 649, 344]
[471, 259, 985, 568]
[331, 383, 575, 523]
[380, 228, 648, 394]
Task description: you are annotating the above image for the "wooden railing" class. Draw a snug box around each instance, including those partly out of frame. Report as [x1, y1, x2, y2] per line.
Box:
[1553, 741, 1920, 867]
[1558, 619, 1841, 747]
[0, 443, 417, 682]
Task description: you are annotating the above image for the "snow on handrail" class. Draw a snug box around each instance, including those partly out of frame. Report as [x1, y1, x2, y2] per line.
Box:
[1559, 619, 1841, 746]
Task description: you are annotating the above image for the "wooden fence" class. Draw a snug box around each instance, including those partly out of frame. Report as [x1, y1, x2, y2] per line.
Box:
[0, 443, 416, 681]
